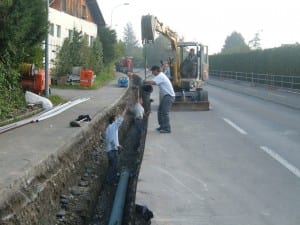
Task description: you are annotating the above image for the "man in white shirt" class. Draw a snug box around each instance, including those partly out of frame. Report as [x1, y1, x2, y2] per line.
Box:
[105, 106, 127, 184]
[144, 65, 175, 133]
[135, 96, 145, 132]
[134, 96, 145, 149]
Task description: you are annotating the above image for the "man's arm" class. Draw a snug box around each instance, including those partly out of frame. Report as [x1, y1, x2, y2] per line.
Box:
[114, 106, 127, 128]
[127, 72, 134, 80]
[144, 80, 156, 85]
[121, 105, 128, 117]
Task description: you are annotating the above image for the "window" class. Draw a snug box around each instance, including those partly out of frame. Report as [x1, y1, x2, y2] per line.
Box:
[61, 0, 66, 12]
[49, 23, 54, 36]
[90, 36, 94, 46]
[82, 5, 87, 19]
[56, 25, 61, 38]
[84, 33, 89, 44]
[68, 30, 73, 40]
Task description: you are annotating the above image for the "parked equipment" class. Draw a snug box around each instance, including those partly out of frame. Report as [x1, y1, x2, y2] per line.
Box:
[67, 67, 95, 87]
[118, 76, 129, 87]
[115, 57, 133, 74]
[141, 15, 210, 111]
[80, 69, 95, 87]
[20, 63, 50, 95]
[67, 66, 82, 83]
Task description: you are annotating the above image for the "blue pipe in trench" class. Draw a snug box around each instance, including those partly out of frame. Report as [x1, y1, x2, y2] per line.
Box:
[108, 169, 130, 225]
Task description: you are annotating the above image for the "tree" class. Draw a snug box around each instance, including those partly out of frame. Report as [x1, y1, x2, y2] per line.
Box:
[98, 26, 119, 64]
[248, 31, 262, 50]
[221, 31, 250, 54]
[122, 23, 143, 67]
[69, 29, 84, 66]
[143, 34, 172, 66]
[54, 38, 73, 75]
[89, 37, 104, 73]
[123, 22, 139, 54]
[0, 0, 47, 119]
[0, 0, 47, 66]
[54, 28, 104, 75]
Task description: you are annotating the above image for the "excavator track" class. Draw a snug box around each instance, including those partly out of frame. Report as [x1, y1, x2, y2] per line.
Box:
[171, 89, 210, 111]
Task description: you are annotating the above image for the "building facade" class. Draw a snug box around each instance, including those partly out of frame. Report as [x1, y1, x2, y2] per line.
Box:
[48, 0, 105, 68]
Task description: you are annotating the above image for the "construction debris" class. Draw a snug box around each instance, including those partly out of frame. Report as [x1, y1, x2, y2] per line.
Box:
[0, 98, 90, 134]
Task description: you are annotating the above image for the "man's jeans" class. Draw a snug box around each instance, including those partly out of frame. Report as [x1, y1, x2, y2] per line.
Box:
[135, 118, 144, 135]
[158, 95, 174, 131]
[135, 118, 144, 149]
[107, 150, 118, 183]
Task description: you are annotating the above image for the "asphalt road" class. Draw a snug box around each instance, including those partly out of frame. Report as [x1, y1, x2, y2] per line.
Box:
[136, 82, 300, 225]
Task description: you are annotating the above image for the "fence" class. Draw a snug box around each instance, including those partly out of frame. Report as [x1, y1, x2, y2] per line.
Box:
[210, 70, 300, 91]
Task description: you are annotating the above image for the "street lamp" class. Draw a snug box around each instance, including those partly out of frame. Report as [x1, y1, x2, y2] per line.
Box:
[110, 3, 130, 27]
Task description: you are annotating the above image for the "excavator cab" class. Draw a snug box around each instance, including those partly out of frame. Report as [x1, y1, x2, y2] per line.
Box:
[170, 42, 209, 110]
[177, 42, 209, 87]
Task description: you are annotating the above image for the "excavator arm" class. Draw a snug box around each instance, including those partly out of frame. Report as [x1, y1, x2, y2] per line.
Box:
[141, 15, 180, 86]
[141, 15, 177, 48]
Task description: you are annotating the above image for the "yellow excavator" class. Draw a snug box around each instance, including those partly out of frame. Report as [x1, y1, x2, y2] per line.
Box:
[141, 14, 210, 111]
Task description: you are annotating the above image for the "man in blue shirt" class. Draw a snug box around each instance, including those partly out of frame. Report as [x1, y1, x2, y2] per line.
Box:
[105, 106, 127, 185]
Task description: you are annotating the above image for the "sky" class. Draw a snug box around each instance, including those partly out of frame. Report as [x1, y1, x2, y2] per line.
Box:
[97, 0, 300, 54]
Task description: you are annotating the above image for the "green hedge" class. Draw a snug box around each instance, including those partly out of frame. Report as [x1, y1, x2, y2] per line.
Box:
[210, 44, 300, 76]
[0, 63, 26, 120]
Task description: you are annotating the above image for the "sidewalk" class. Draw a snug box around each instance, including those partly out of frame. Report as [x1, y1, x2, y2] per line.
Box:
[0, 73, 128, 222]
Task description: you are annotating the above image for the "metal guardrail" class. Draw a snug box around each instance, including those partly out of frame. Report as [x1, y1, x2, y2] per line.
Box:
[210, 70, 300, 91]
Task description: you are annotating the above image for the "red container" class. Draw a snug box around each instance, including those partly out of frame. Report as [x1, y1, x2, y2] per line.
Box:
[20, 68, 51, 95]
[34, 70, 45, 92]
[80, 70, 94, 87]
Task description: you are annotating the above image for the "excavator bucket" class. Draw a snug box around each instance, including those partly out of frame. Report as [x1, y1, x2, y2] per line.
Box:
[171, 89, 210, 111]
[172, 101, 210, 111]
[141, 15, 156, 43]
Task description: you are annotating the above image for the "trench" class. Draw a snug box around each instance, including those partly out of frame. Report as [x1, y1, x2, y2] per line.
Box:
[54, 75, 152, 225]
[55, 120, 149, 225]
[0, 75, 152, 225]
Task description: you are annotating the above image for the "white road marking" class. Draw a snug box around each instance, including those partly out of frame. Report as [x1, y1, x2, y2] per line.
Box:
[177, 171, 209, 191]
[260, 146, 300, 178]
[152, 166, 205, 200]
[268, 92, 285, 98]
[286, 90, 300, 95]
[152, 217, 205, 222]
[223, 118, 247, 135]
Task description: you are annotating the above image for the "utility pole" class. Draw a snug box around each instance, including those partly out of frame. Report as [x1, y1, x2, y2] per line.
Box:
[45, 0, 49, 97]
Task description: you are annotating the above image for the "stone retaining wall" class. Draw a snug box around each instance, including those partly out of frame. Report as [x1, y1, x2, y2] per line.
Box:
[0, 88, 134, 225]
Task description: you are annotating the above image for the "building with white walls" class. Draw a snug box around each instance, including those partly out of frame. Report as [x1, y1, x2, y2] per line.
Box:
[48, 0, 105, 68]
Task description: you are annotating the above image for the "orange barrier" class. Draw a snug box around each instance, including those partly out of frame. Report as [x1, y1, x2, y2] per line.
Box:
[34, 70, 46, 91]
[80, 70, 94, 87]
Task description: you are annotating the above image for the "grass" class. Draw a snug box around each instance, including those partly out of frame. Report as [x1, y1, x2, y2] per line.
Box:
[0, 66, 116, 125]
[48, 94, 66, 105]
[51, 66, 115, 90]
